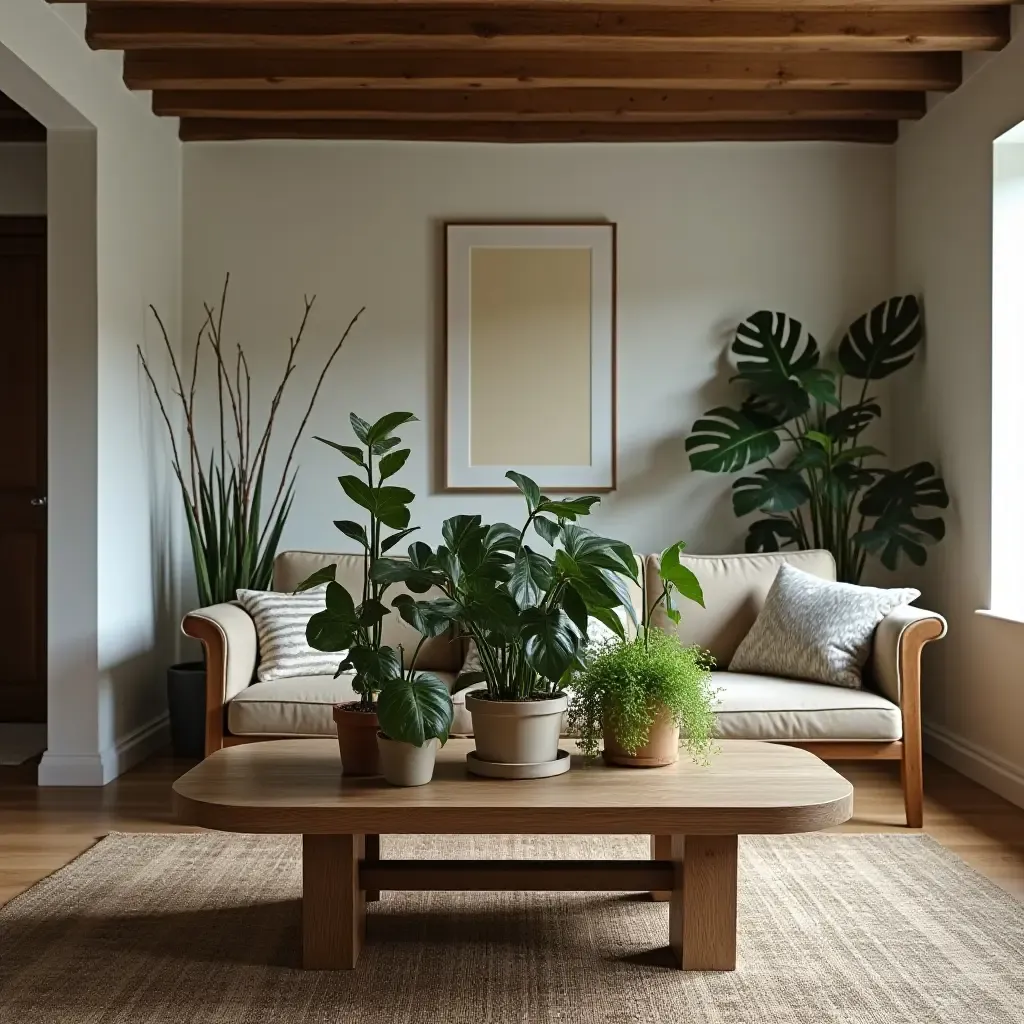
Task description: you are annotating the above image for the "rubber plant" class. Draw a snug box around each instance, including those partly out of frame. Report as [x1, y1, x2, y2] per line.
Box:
[568, 542, 717, 764]
[294, 411, 422, 708]
[685, 296, 948, 583]
[369, 471, 641, 701]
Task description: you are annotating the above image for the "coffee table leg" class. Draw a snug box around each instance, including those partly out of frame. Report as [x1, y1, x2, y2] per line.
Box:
[364, 834, 381, 902]
[650, 834, 672, 902]
[302, 833, 365, 970]
[669, 834, 738, 971]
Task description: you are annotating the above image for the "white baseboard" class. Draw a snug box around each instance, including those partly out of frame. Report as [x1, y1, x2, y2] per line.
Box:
[37, 712, 170, 787]
[923, 722, 1024, 811]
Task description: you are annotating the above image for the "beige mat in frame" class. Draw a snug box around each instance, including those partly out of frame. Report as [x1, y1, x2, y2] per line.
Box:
[1, 832, 1022, 1024]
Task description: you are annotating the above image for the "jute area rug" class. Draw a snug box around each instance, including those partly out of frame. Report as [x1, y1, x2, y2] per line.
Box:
[1, 833, 1022, 1024]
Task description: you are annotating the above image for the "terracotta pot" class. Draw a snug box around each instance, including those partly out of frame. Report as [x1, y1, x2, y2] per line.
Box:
[602, 705, 680, 768]
[466, 692, 568, 778]
[377, 733, 438, 787]
[333, 703, 380, 776]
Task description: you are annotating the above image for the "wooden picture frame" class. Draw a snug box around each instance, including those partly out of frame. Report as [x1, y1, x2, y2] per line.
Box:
[444, 222, 617, 493]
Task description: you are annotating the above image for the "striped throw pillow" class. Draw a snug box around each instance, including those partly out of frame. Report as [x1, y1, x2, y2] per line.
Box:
[235, 586, 346, 682]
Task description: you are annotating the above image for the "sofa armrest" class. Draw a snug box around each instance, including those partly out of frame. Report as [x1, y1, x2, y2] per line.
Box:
[181, 603, 258, 755]
[871, 605, 947, 706]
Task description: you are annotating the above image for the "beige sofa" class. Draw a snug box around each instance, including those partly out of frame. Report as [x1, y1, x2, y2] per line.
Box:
[183, 548, 945, 826]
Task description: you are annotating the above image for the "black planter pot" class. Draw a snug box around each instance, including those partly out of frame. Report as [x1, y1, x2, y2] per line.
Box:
[167, 661, 206, 758]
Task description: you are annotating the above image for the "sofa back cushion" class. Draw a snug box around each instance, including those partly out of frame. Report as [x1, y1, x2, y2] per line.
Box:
[645, 549, 836, 668]
[272, 551, 462, 672]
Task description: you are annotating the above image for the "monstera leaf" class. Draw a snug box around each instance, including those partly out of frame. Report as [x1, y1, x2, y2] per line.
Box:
[731, 310, 820, 419]
[825, 400, 882, 441]
[838, 296, 922, 380]
[376, 672, 454, 746]
[745, 518, 802, 553]
[686, 406, 781, 473]
[732, 469, 811, 517]
[853, 462, 948, 569]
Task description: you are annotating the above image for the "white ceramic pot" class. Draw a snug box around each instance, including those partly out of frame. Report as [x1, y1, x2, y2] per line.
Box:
[376, 733, 438, 787]
[466, 692, 568, 774]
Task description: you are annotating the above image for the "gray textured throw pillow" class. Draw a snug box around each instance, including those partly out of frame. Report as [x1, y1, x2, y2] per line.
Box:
[728, 564, 920, 689]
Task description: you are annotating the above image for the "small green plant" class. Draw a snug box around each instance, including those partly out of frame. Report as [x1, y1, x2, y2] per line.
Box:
[376, 651, 454, 747]
[568, 630, 717, 763]
[567, 542, 716, 762]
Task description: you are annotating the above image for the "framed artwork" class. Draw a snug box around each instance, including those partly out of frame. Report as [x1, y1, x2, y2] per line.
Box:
[444, 222, 617, 492]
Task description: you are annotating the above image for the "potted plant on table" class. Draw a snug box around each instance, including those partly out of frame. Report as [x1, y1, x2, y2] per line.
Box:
[567, 542, 718, 768]
[372, 471, 641, 779]
[294, 410, 420, 776]
[139, 275, 362, 756]
[375, 652, 455, 787]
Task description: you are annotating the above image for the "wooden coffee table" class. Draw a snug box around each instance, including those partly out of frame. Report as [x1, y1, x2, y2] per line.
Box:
[172, 738, 852, 972]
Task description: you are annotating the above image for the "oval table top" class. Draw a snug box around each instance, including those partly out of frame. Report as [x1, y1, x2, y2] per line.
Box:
[173, 738, 853, 836]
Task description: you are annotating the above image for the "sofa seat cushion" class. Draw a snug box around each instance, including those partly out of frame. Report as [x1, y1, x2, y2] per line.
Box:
[227, 672, 459, 737]
[712, 672, 902, 742]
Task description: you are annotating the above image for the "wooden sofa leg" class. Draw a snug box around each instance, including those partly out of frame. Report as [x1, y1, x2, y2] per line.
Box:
[902, 749, 924, 829]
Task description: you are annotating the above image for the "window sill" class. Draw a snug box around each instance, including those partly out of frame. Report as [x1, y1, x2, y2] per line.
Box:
[975, 608, 1024, 625]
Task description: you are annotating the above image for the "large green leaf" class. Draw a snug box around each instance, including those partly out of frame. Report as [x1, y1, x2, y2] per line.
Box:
[374, 486, 415, 530]
[349, 413, 372, 444]
[442, 514, 485, 553]
[366, 411, 417, 447]
[334, 520, 369, 549]
[376, 672, 454, 746]
[378, 448, 410, 481]
[339, 474, 375, 513]
[520, 607, 579, 682]
[315, 436, 364, 467]
[745, 518, 802, 553]
[560, 524, 637, 578]
[732, 310, 820, 389]
[306, 583, 358, 653]
[347, 644, 402, 688]
[484, 522, 520, 553]
[371, 555, 438, 593]
[535, 496, 601, 521]
[732, 468, 811, 517]
[658, 541, 705, 610]
[533, 516, 561, 546]
[838, 295, 922, 380]
[392, 594, 460, 638]
[686, 406, 781, 473]
[381, 526, 419, 553]
[825, 400, 881, 441]
[505, 470, 541, 510]
[858, 462, 948, 519]
[294, 564, 337, 593]
[854, 462, 947, 570]
[509, 547, 553, 609]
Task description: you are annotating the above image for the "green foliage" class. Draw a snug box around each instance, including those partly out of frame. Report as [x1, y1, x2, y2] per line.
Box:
[376, 669, 454, 747]
[567, 629, 717, 763]
[138, 276, 363, 607]
[686, 297, 948, 582]
[298, 410, 418, 706]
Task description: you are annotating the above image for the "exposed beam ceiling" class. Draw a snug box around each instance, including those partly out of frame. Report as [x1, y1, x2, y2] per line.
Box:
[0, 92, 45, 142]
[65, 1, 1013, 144]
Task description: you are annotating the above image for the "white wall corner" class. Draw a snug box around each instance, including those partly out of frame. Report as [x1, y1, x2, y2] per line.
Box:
[38, 712, 169, 787]
[924, 722, 1024, 811]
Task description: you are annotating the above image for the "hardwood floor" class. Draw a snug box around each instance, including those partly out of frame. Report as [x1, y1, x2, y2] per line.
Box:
[1, 750, 1022, 906]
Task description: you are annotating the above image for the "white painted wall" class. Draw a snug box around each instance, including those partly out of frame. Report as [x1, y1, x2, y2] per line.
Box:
[183, 141, 894, 568]
[895, 30, 1024, 808]
[0, 142, 46, 214]
[0, 1, 182, 784]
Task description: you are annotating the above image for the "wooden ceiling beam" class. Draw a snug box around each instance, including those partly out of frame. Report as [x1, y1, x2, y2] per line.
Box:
[69, 0, 1016, 9]
[86, 6, 1009, 54]
[178, 116, 899, 143]
[124, 49, 961, 91]
[154, 87, 927, 122]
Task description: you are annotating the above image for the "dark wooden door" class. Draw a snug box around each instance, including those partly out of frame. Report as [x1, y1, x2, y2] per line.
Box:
[0, 218, 46, 722]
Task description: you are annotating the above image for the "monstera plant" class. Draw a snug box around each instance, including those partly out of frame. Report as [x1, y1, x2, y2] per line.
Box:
[686, 296, 948, 583]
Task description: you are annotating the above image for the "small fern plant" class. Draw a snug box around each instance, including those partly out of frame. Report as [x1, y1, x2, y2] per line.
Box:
[567, 542, 718, 763]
